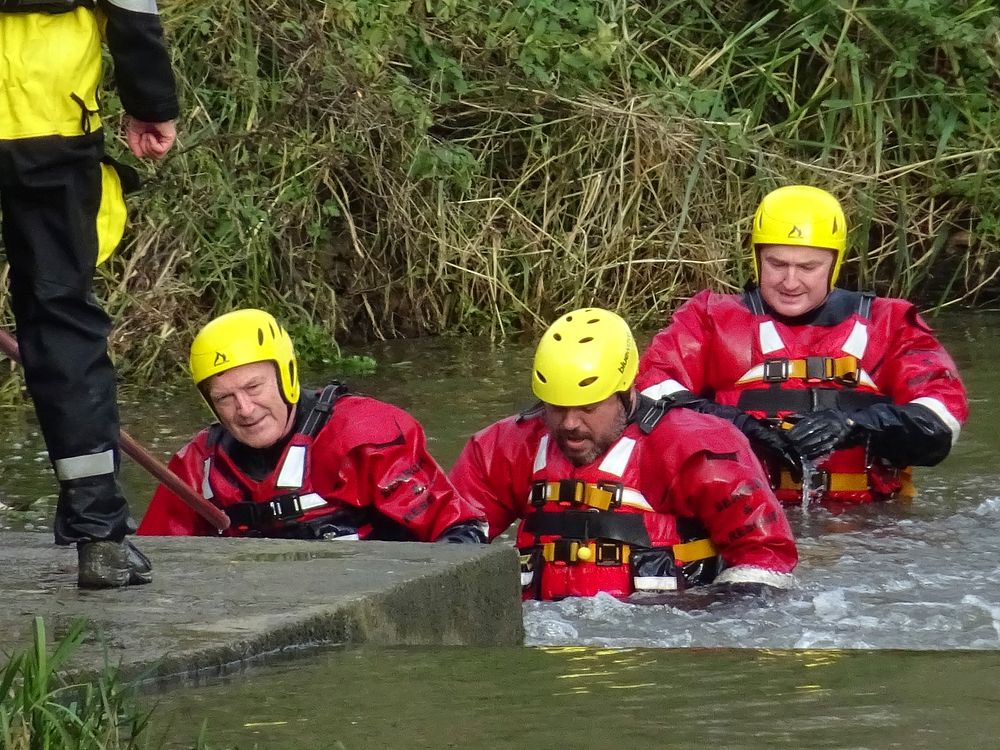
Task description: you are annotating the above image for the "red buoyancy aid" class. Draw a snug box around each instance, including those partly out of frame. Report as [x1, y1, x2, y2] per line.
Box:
[638, 289, 967, 503]
[449, 399, 797, 600]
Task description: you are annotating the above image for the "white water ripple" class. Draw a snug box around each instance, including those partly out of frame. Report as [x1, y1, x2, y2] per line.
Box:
[525, 492, 1000, 649]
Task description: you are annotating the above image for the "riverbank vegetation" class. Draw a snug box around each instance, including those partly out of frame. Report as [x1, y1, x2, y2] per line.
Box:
[5, 0, 999, 378]
[0, 618, 149, 749]
[0, 617, 225, 750]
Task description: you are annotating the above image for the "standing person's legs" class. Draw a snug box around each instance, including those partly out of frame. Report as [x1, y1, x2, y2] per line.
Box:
[0, 133, 150, 587]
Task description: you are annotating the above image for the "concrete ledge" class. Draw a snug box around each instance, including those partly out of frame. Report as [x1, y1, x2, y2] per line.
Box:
[0, 533, 524, 681]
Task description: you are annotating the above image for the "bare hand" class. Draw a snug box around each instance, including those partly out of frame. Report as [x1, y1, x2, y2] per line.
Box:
[125, 117, 177, 160]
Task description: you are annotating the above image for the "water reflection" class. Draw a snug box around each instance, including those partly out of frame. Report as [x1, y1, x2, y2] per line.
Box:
[148, 645, 1000, 750]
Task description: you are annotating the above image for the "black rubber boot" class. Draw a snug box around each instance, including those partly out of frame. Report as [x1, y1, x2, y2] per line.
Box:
[77, 539, 152, 589]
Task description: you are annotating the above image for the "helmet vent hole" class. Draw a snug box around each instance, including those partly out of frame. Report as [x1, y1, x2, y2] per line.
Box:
[257, 328, 264, 346]
[587, 318, 600, 324]
[578, 336, 594, 344]
[536, 371, 547, 383]
[553, 333, 562, 341]
[269, 323, 276, 338]
[289, 360, 296, 386]
[579, 376, 598, 387]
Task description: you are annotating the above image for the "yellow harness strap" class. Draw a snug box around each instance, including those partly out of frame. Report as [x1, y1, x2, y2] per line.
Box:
[779, 468, 915, 498]
[785, 356, 860, 382]
[533, 481, 617, 511]
[540, 540, 631, 564]
[899, 470, 915, 498]
[539, 538, 717, 566]
[778, 469, 870, 493]
[740, 355, 861, 384]
[672, 538, 717, 563]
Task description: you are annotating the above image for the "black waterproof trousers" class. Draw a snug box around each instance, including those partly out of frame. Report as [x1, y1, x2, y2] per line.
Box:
[0, 131, 131, 544]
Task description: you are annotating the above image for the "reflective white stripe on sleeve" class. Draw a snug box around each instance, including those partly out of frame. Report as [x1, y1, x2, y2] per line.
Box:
[276, 445, 306, 488]
[296, 492, 329, 511]
[841, 321, 869, 359]
[759, 321, 785, 354]
[910, 396, 962, 444]
[533, 435, 549, 473]
[104, 0, 160, 15]
[639, 379, 687, 400]
[715, 566, 795, 589]
[633, 576, 678, 592]
[598, 436, 636, 477]
[54, 449, 114, 481]
[201, 457, 214, 499]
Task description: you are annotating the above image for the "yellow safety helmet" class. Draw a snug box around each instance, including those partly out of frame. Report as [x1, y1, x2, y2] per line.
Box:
[751, 185, 848, 289]
[532, 308, 638, 407]
[189, 309, 300, 405]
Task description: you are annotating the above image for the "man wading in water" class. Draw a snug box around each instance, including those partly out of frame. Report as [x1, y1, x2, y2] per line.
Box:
[449, 308, 797, 601]
[139, 309, 487, 542]
[637, 186, 968, 506]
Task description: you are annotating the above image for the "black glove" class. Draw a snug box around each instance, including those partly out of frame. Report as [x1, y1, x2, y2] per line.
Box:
[733, 414, 801, 470]
[684, 398, 800, 469]
[785, 409, 855, 460]
[435, 522, 488, 544]
[847, 402, 953, 466]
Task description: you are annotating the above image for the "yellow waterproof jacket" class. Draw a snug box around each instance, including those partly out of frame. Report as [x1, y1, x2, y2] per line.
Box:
[0, 8, 102, 139]
[0, 0, 177, 141]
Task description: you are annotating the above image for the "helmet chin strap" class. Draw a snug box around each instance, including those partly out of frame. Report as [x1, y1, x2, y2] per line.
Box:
[619, 388, 637, 418]
[280, 402, 298, 440]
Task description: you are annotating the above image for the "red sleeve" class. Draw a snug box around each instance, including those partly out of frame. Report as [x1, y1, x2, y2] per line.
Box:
[336, 403, 486, 542]
[871, 300, 968, 425]
[137, 437, 215, 536]
[636, 291, 714, 397]
[449, 418, 536, 540]
[662, 416, 797, 573]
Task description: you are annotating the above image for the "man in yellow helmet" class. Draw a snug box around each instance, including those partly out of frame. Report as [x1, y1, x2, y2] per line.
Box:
[638, 186, 968, 505]
[449, 308, 797, 601]
[138, 310, 488, 543]
[0, 0, 178, 586]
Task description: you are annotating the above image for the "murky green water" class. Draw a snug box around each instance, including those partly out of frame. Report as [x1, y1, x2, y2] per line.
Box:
[148, 645, 1000, 749]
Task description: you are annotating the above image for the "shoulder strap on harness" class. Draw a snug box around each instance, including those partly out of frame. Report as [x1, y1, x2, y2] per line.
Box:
[743, 285, 766, 316]
[633, 393, 690, 435]
[205, 422, 226, 449]
[516, 401, 545, 423]
[301, 383, 348, 438]
[857, 291, 875, 320]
